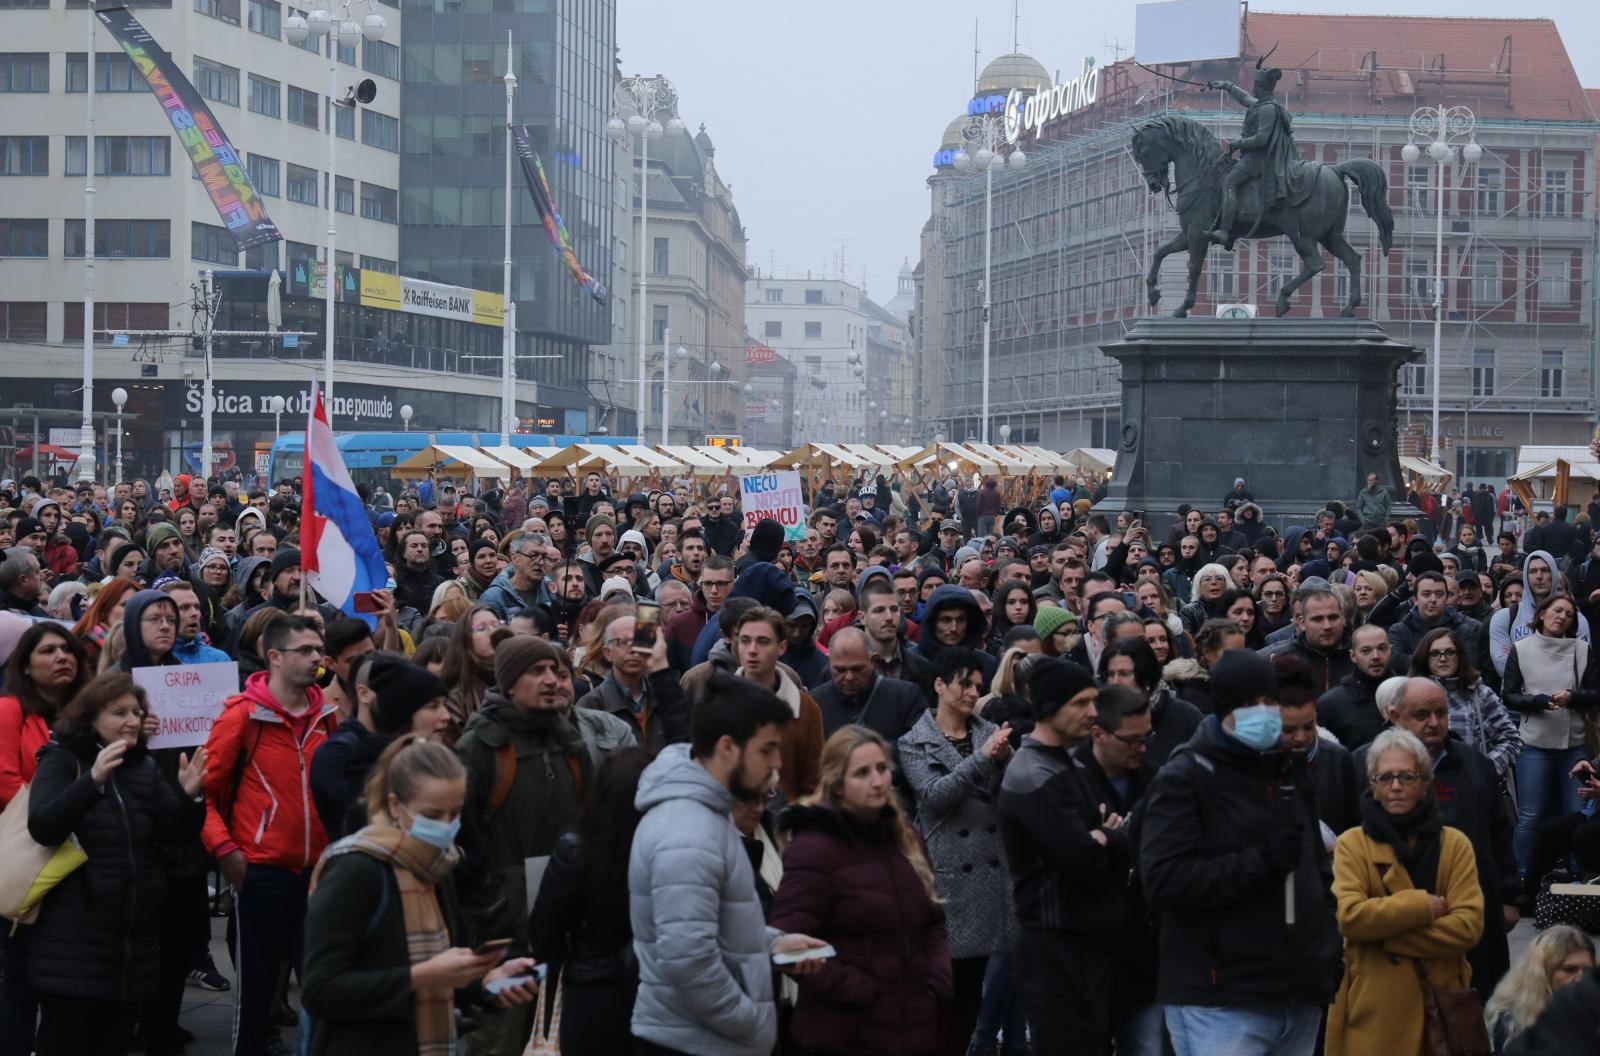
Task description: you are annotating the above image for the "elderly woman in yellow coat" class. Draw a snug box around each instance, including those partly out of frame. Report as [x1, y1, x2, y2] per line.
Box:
[1326, 727, 1484, 1056]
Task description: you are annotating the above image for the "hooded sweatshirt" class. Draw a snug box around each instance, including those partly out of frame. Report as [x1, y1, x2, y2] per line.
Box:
[116, 589, 180, 669]
[1488, 549, 1592, 676]
[916, 583, 998, 690]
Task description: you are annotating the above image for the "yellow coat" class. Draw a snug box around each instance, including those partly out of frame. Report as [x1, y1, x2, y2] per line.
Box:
[1325, 824, 1484, 1056]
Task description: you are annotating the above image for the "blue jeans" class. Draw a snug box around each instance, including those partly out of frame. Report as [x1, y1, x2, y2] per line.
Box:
[1514, 744, 1587, 876]
[1115, 1003, 1165, 1056]
[970, 951, 1029, 1053]
[1165, 1004, 1321, 1056]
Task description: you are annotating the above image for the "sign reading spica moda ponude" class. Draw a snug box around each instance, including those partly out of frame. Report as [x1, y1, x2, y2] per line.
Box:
[1005, 57, 1100, 145]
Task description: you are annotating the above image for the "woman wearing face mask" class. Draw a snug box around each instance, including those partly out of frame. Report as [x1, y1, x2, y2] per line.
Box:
[23, 674, 206, 1055]
[301, 735, 540, 1055]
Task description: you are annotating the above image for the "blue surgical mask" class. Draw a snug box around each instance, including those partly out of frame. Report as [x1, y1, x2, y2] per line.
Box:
[406, 813, 461, 851]
[1229, 704, 1283, 751]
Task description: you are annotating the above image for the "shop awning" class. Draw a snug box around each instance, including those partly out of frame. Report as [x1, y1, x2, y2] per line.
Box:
[535, 444, 651, 476]
[1398, 456, 1453, 484]
[477, 445, 543, 475]
[390, 444, 512, 479]
[892, 443, 1000, 475]
[1065, 448, 1117, 473]
[614, 445, 685, 473]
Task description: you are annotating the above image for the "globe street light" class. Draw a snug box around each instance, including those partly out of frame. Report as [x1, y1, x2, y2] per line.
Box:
[955, 112, 1025, 444]
[267, 395, 287, 445]
[110, 386, 127, 485]
[1402, 105, 1481, 467]
[610, 75, 682, 439]
[399, 402, 413, 431]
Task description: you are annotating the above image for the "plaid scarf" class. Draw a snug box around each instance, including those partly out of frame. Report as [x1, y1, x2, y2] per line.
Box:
[313, 823, 460, 1055]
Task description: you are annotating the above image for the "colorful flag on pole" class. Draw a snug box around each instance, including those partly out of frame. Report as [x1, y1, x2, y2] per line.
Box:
[302, 382, 388, 625]
[514, 126, 608, 304]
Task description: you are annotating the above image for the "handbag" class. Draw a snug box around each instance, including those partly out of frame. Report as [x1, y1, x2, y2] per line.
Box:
[0, 781, 89, 927]
[1533, 868, 1600, 932]
[1413, 960, 1491, 1056]
[521, 976, 563, 1056]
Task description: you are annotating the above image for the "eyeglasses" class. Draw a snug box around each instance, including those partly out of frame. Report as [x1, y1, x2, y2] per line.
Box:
[1427, 648, 1458, 660]
[1372, 771, 1422, 787]
[1105, 730, 1151, 749]
[1260, 590, 1286, 599]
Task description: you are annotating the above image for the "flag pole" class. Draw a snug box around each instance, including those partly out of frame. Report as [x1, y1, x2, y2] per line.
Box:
[501, 32, 517, 447]
[300, 380, 315, 612]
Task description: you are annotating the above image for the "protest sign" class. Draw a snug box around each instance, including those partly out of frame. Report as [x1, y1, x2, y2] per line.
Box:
[133, 661, 238, 750]
[739, 471, 806, 542]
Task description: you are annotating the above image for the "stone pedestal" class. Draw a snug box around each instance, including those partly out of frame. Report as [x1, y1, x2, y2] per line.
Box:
[1094, 317, 1420, 528]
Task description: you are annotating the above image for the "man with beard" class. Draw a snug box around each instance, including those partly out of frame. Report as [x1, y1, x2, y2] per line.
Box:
[1028, 504, 1066, 550]
[666, 527, 709, 586]
[1316, 624, 1393, 750]
[144, 521, 189, 580]
[547, 558, 592, 645]
[704, 493, 742, 556]
[579, 514, 619, 594]
[415, 508, 453, 579]
[391, 529, 444, 615]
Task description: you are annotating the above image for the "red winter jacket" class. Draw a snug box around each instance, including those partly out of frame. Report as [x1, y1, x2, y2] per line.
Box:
[0, 696, 50, 808]
[201, 672, 339, 870]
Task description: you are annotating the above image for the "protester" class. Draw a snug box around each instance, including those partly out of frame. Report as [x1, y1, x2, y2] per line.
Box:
[1484, 925, 1596, 1052]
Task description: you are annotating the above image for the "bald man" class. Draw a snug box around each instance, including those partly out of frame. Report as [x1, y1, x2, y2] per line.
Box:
[811, 627, 927, 742]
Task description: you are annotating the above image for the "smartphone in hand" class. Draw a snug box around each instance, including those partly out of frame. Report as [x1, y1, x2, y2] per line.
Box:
[473, 938, 513, 956]
[773, 944, 837, 965]
[632, 602, 661, 654]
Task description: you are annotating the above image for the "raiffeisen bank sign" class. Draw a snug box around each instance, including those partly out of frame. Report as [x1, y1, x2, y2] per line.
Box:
[1004, 58, 1099, 145]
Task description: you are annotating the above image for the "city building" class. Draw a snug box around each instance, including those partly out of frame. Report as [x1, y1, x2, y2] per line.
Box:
[606, 113, 750, 446]
[743, 342, 797, 451]
[745, 274, 916, 447]
[921, 13, 1599, 484]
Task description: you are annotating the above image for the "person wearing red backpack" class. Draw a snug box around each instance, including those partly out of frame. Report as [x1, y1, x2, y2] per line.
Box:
[201, 614, 339, 1056]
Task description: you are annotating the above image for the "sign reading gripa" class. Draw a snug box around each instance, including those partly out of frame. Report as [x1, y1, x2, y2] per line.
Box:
[1004, 58, 1100, 145]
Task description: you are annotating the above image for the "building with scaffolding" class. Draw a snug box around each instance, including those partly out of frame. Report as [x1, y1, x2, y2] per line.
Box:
[919, 11, 1599, 487]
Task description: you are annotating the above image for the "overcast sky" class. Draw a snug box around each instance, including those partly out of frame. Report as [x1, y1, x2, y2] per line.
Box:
[618, 0, 1600, 306]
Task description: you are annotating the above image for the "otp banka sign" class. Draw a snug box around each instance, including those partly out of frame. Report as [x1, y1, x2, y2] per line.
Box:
[932, 60, 1100, 169]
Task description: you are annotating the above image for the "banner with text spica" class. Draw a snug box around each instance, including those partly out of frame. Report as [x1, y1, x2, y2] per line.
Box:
[97, 7, 280, 251]
[739, 471, 806, 543]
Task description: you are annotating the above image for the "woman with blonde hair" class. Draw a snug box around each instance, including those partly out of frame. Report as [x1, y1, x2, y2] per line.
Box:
[1178, 563, 1236, 636]
[1349, 569, 1389, 626]
[771, 725, 953, 1056]
[1484, 924, 1595, 1051]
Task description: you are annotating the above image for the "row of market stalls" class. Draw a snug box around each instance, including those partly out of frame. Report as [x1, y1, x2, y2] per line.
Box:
[391, 440, 1120, 490]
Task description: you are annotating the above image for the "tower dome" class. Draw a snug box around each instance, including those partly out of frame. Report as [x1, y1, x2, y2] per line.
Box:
[940, 114, 968, 150]
[976, 52, 1050, 95]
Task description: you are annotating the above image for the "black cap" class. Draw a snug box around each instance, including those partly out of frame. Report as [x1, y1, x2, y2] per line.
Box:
[368, 658, 449, 736]
[1025, 658, 1097, 721]
[1456, 570, 1484, 588]
[268, 548, 301, 581]
[1209, 649, 1280, 717]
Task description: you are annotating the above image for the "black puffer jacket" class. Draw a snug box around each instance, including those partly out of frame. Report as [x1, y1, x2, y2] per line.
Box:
[26, 734, 203, 1002]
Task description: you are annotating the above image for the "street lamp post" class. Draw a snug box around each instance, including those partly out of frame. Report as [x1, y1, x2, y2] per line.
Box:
[286, 4, 386, 408]
[1403, 105, 1481, 468]
[110, 387, 127, 485]
[501, 33, 516, 445]
[608, 75, 682, 441]
[952, 115, 1025, 445]
[267, 395, 287, 445]
[400, 403, 413, 432]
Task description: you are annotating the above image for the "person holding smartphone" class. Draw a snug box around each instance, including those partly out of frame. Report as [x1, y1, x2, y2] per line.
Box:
[301, 735, 540, 1055]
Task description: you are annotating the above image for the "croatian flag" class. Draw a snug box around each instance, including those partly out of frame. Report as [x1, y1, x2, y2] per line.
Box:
[302, 382, 387, 625]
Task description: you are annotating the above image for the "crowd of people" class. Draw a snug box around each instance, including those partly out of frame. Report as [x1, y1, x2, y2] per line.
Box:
[1, 466, 1599, 1056]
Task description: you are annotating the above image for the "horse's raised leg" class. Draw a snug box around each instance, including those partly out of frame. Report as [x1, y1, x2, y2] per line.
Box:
[1146, 230, 1190, 311]
[1274, 221, 1324, 317]
[1323, 230, 1364, 317]
[1174, 233, 1208, 317]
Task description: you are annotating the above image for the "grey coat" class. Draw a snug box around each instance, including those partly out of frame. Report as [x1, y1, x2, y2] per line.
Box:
[897, 710, 1015, 958]
[629, 744, 780, 1056]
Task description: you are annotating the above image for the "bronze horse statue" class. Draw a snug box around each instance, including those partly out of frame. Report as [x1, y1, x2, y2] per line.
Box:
[1130, 113, 1394, 318]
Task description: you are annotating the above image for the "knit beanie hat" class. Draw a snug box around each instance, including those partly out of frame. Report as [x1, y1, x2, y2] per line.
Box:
[13, 517, 44, 541]
[1407, 551, 1444, 577]
[269, 548, 301, 582]
[368, 658, 449, 735]
[917, 565, 948, 588]
[749, 517, 785, 557]
[198, 547, 230, 572]
[586, 514, 616, 538]
[467, 537, 497, 561]
[600, 577, 634, 601]
[1209, 649, 1280, 717]
[493, 634, 563, 693]
[1026, 657, 1096, 721]
[1033, 606, 1078, 639]
[145, 521, 181, 550]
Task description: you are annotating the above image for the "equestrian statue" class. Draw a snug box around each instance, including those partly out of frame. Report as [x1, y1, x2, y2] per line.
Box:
[1130, 59, 1393, 318]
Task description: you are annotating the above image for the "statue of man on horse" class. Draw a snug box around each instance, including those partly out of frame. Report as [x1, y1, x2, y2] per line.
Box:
[1205, 65, 1303, 250]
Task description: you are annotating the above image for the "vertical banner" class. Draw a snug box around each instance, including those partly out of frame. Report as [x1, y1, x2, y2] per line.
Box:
[97, 7, 281, 251]
[513, 126, 608, 304]
[739, 470, 806, 542]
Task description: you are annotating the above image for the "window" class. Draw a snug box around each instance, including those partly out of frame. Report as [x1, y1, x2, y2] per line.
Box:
[1540, 350, 1564, 399]
[0, 219, 46, 257]
[1402, 362, 1426, 396]
[0, 302, 45, 340]
[1475, 166, 1502, 216]
[361, 111, 398, 151]
[1268, 251, 1295, 295]
[1405, 258, 1432, 304]
[287, 241, 317, 285]
[1473, 253, 1501, 306]
[1208, 251, 1237, 298]
[286, 163, 316, 204]
[0, 53, 48, 93]
[651, 237, 668, 274]
[1544, 167, 1569, 217]
[66, 52, 141, 92]
[193, 58, 240, 106]
[763, 320, 782, 338]
[805, 288, 823, 304]
[287, 86, 318, 129]
[336, 40, 355, 66]
[335, 105, 354, 140]
[651, 304, 668, 345]
[243, 153, 277, 197]
[363, 40, 399, 78]
[1404, 164, 1432, 212]
[191, 221, 237, 265]
[194, 0, 241, 24]
[249, 75, 280, 117]
[64, 302, 170, 341]
[804, 321, 822, 339]
[66, 136, 172, 176]
[287, 7, 318, 52]
[334, 175, 354, 213]
[247, 0, 279, 36]
[1471, 349, 1495, 398]
[360, 182, 397, 223]
[764, 288, 783, 303]
[0, 0, 49, 7]
[360, 254, 396, 274]
[65, 219, 171, 258]
[0, 136, 46, 175]
[1539, 254, 1570, 305]
[245, 240, 278, 270]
